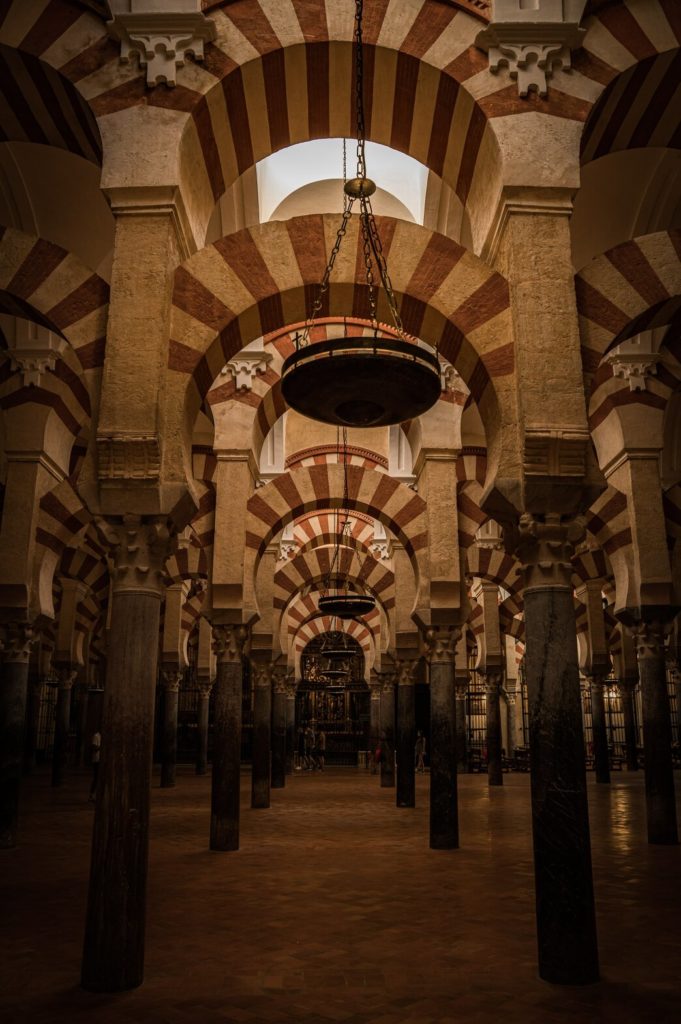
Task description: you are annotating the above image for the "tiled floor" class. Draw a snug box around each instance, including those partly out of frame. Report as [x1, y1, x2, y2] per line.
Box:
[2, 768, 680, 1023]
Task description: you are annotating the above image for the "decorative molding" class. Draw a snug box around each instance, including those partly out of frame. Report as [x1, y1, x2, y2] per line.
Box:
[97, 433, 161, 482]
[221, 350, 273, 392]
[108, 3, 217, 88]
[96, 514, 175, 597]
[475, 1, 586, 98]
[286, 444, 388, 470]
[523, 427, 589, 479]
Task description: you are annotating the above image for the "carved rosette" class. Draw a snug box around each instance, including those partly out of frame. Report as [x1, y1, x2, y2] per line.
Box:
[633, 621, 667, 662]
[424, 626, 460, 665]
[514, 513, 581, 592]
[97, 515, 175, 597]
[212, 625, 247, 664]
[2, 623, 36, 664]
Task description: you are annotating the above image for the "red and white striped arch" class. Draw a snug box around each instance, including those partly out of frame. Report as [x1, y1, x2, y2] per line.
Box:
[575, 230, 681, 369]
[169, 215, 512, 449]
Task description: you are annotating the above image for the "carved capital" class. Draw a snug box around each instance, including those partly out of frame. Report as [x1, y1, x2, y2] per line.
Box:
[254, 662, 273, 689]
[483, 670, 504, 696]
[212, 625, 247, 663]
[514, 513, 582, 591]
[161, 668, 183, 693]
[606, 355, 658, 393]
[381, 672, 397, 694]
[616, 675, 638, 696]
[397, 659, 418, 686]
[633, 621, 667, 662]
[97, 515, 174, 597]
[197, 679, 214, 698]
[2, 623, 36, 664]
[272, 668, 289, 694]
[455, 678, 469, 700]
[57, 668, 78, 691]
[424, 626, 460, 665]
[108, 5, 217, 88]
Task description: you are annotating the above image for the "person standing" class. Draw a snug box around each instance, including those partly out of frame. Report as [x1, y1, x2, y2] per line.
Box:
[415, 730, 426, 773]
[89, 730, 101, 800]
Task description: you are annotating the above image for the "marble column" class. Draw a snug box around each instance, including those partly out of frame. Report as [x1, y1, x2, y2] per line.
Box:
[484, 670, 504, 786]
[51, 669, 76, 787]
[505, 689, 518, 761]
[0, 623, 34, 848]
[517, 514, 599, 985]
[617, 678, 639, 771]
[285, 683, 296, 775]
[271, 671, 287, 790]
[195, 680, 212, 776]
[251, 663, 272, 809]
[379, 677, 395, 788]
[82, 515, 171, 991]
[160, 669, 182, 788]
[633, 622, 678, 845]
[210, 625, 246, 851]
[369, 681, 381, 773]
[396, 661, 416, 808]
[75, 680, 90, 767]
[426, 628, 459, 849]
[588, 675, 610, 784]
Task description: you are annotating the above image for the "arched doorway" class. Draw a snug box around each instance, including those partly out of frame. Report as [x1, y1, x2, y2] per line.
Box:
[296, 632, 369, 767]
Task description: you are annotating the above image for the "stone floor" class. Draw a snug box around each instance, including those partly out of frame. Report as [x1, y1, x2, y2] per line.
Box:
[2, 768, 680, 1024]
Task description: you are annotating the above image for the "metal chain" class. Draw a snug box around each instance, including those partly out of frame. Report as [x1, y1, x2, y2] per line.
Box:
[301, 200, 354, 345]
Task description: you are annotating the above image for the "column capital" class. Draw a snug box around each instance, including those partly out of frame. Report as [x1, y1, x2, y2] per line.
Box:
[197, 678, 214, 698]
[212, 625, 248, 663]
[513, 513, 582, 592]
[482, 669, 504, 695]
[633, 621, 667, 661]
[397, 659, 418, 686]
[57, 668, 78, 690]
[1, 622, 36, 664]
[616, 675, 638, 695]
[96, 515, 175, 598]
[160, 668, 183, 692]
[424, 625, 460, 665]
[272, 668, 289, 694]
[108, 2, 217, 89]
[381, 671, 397, 693]
[253, 662, 273, 689]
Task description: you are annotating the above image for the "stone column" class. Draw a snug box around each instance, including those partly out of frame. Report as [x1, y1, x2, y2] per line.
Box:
[51, 669, 76, 787]
[396, 660, 417, 808]
[210, 625, 247, 851]
[484, 670, 504, 786]
[251, 663, 272, 809]
[505, 688, 518, 760]
[633, 622, 678, 845]
[271, 670, 287, 790]
[617, 678, 639, 771]
[588, 675, 610, 784]
[285, 681, 296, 774]
[516, 514, 599, 985]
[195, 680, 212, 776]
[369, 678, 381, 773]
[0, 623, 35, 848]
[159, 669, 182, 788]
[425, 627, 459, 849]
[379, 676, 395, 788]
[82, 516, 172, 991]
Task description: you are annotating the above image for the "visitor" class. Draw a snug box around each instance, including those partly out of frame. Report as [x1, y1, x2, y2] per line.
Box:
[304, 725, 315, 770]
[415, 730, 426, 773]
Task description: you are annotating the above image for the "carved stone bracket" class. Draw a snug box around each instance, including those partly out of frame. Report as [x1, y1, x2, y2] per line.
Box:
[9, 349, 61, 388]
[221, 350, 273, 392]
[514, 513, 583, 591]
[212, 625, 247, 663]
[96, 515, 175, 597]
[606, 354, 659, 393]
[424, 626, 460, 665]
[2, 622, 36, 664]
[108, 2, 217, 88]
[475, 1, 586, 98]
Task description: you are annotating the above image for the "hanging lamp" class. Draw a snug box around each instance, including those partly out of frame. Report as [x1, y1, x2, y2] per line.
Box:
[280, 0, 441, 428]
[317, 428, 376, 619]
